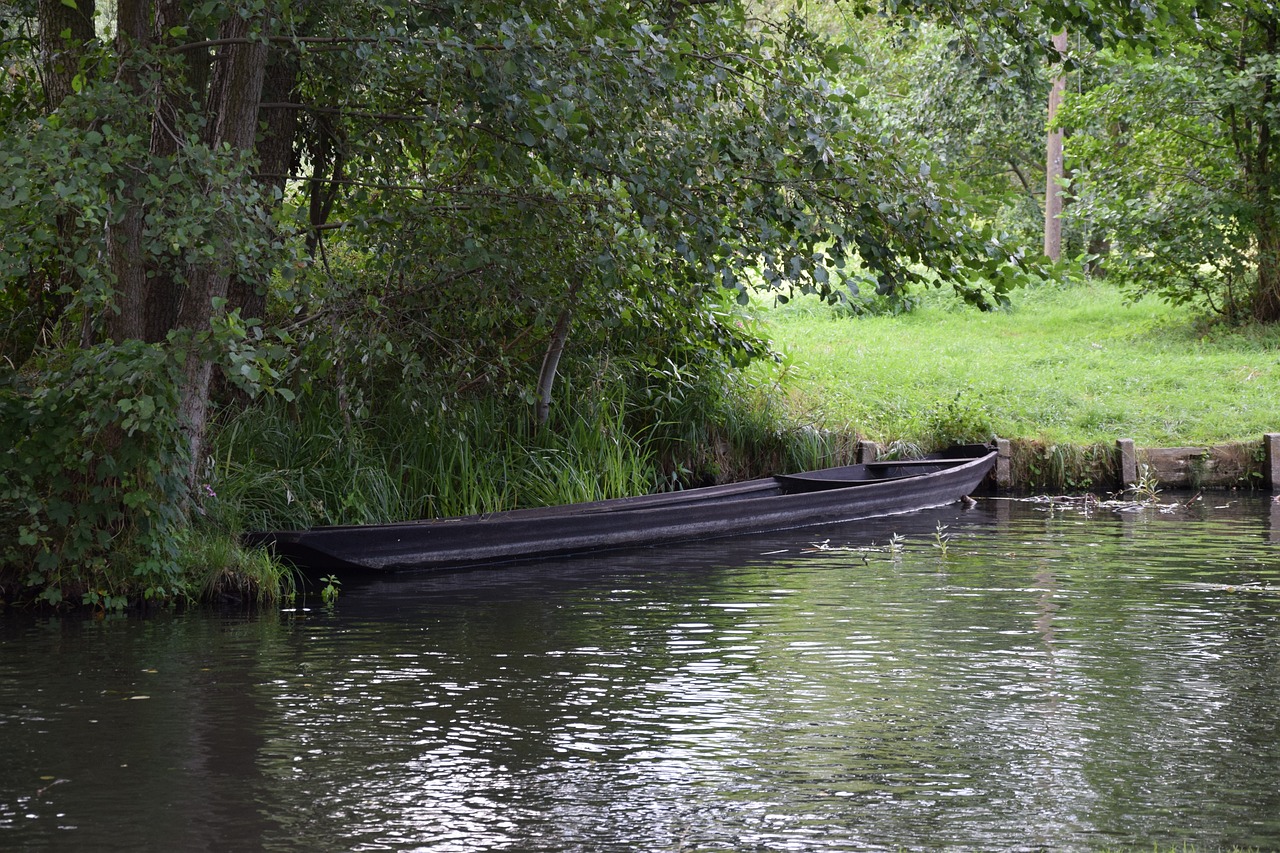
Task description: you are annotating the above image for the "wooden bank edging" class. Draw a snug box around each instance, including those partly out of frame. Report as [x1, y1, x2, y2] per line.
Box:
[985, 433, 1280, 493]
[852, 434, 1279, 493]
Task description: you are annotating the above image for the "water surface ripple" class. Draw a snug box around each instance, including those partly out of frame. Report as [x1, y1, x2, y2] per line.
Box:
[3, 496, 1280, 851]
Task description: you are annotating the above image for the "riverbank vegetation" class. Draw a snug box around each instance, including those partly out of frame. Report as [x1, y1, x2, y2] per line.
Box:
[6, 0, 1280, 609]
[2, 0, 1031, 608]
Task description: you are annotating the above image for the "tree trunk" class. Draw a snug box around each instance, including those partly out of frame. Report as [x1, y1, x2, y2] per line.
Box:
[175, 11, 270, 485]
[1251, 19, 1280, 322]
[104, 0, 153, 344]
[306, 121, 347, 256]
[535, 306, 573, 428]
[143, 0, 211, 343]
[38, 0, 95, 109]
[1044, 30, 1068, 262]
[228, 44, 300, 323]
[1256, 214, 1280, 322]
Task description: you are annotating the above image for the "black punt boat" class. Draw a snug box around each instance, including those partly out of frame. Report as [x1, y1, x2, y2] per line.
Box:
[243, 444, 997, 573]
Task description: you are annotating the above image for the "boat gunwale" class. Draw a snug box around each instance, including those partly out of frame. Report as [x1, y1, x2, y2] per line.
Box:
[260, 448, 997, 539]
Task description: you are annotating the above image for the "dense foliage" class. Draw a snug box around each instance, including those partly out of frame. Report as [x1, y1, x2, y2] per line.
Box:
[1057, 16, 1280, 322]
[1059, 57, 1254, 319]
[882, 0, 1280, 322]
[0, 0, 1035, 606]
[1, 342, 188, 606]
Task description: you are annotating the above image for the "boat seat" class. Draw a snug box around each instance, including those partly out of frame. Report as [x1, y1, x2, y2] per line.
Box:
[864, 458, 965, 469]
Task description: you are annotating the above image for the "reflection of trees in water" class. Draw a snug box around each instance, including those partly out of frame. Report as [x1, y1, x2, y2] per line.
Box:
[5, 497, 1280, 849]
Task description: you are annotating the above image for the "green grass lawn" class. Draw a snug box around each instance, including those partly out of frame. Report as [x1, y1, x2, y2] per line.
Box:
[754, 281, 1280, 447]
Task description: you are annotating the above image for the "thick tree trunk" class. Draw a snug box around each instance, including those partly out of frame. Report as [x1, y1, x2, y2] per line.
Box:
[175, 11, 270, 484]
[1256, 218, 1280, 322]
[38, 0, 95, 109]
[1044, 30, 1068, 262]
[104, 0, 153, 344]
[228, 45, 300, 322]
[143, 0, 211, 343]
[1251, 20, 1280, 323]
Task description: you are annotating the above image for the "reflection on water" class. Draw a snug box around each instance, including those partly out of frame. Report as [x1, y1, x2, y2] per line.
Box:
[3, 496, 1280, 851]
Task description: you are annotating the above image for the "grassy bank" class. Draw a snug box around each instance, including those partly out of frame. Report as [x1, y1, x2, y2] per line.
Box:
[12, 278, 1276, 610]
[755, 281, 1280, 447]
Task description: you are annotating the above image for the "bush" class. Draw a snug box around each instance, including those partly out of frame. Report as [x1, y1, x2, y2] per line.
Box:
[1, 342, 190, 607]
[915, 389, 995, 449]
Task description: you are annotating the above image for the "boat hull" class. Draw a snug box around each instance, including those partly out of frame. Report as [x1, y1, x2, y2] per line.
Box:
[243, 445, 997, 573]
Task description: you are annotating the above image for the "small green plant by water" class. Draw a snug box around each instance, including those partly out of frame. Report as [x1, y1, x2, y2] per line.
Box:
[932, 522, 951, 556]
[1130, 464, 1162, 503]
[320, 575, 341, 607]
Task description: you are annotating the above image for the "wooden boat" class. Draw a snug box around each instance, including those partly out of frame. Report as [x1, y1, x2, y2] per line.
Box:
[243, 444, 997, 573]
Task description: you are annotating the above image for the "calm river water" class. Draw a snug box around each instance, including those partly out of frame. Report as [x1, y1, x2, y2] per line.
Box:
[3, 495, 1280, 852]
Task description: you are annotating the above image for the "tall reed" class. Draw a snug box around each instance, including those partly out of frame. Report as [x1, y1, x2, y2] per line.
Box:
[203, 357, 860, 539]
[204, 381, 660, 532]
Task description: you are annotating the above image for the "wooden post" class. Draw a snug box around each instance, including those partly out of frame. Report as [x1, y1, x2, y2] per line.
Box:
[995, 438, 1013, 491]
[1265, 433, 1280, 491]
[1116, 438, 1138, 490]
[857, 440, 879, 464]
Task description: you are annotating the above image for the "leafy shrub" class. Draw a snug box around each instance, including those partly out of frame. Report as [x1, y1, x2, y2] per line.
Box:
[1, 342, 190, 607]
[915, 389, 995, 449]
[832, 277, 922, 318]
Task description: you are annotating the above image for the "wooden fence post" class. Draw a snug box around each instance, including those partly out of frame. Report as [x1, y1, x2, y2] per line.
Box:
[1265, 433, 1280, 491]
[1116, 438, 1138, 490]
[995, 438, 1012, 491]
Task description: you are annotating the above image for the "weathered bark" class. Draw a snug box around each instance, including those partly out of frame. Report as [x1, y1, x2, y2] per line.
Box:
[38, 0, 96, 109]
[175, 11, 270, 484]
[1255, 215, 1280, 322]
[228, 44, 300, 322]
[104, 0, 153, 344]
[143, 0, 212, 343]
[535, 305, 574, 428]
[1251, 19, 1280, 322]
[1043, 30, 1068, 262]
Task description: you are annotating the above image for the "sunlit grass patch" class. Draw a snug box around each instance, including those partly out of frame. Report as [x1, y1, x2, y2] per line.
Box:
[755, 281, 1280, 446]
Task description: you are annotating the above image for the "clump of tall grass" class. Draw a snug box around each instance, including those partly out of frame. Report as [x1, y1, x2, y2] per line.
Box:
[204, 380, 661, 532]
[635, 355, 857, 486]
[909, 387, 996, 450]
[204, 358, 857, 537]
[180, 529, 298, 606]
[1010, 440, 1114, 493]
